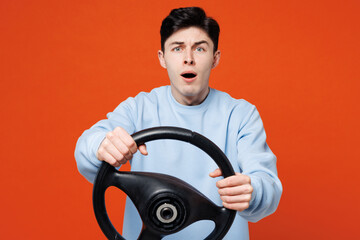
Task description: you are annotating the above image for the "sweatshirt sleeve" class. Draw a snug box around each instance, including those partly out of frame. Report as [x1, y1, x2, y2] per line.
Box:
[236, 105, 282, 222]
[74, 98, 137, 183]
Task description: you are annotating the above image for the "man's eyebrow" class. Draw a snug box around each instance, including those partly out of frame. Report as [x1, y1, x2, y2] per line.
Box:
[168, 40, 209, 46]
[169, 41, 184, 45]
[193, 40, 209, 46]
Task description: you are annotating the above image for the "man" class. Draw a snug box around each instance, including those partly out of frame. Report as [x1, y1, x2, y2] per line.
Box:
[75, 7, 282, 239]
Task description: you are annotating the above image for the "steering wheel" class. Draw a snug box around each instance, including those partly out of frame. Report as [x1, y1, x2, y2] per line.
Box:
[93, 127, 236, 240]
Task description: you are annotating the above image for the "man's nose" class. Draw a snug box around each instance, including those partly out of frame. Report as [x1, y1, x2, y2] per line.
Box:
[184, 49, 195, 65]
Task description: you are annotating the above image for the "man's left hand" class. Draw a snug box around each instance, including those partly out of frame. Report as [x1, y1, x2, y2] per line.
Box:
[209, 168, 253, 211]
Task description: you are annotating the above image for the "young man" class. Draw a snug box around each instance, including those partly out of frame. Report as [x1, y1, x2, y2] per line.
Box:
[75, 7, 282, 239]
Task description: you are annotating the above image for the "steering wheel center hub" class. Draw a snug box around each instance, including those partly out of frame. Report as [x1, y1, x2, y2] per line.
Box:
[156, 203, 177, 223]
[148, 193, 186, 232]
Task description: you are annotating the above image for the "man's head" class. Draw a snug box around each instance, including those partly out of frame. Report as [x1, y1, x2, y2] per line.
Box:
[160, 7, 220, 53]
[158, 7, 221, 106]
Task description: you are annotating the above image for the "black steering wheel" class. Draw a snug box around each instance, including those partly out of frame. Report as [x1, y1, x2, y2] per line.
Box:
[93, 127, 236, 240]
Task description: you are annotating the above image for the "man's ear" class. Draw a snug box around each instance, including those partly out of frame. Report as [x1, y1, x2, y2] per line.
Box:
[212, 50, 221, 69]
[158, 50, 167, 69]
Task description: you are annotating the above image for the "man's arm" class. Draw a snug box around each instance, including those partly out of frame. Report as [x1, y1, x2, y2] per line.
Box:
[74, 98, 145, 183]
[211, 106, 282, 222]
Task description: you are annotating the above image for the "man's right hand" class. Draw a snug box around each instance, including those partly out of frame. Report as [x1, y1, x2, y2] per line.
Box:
[96, 127, 148, 167]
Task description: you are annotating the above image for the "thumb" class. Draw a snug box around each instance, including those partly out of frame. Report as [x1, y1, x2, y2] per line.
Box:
[138, 144, 148, 155]
[209, 168, 222, 178]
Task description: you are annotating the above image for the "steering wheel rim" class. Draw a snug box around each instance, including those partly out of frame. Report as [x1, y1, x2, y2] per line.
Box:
[93, 127, 236, 239]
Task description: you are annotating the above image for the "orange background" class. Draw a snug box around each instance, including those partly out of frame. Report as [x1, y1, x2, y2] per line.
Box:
[1, 0, 359, 239]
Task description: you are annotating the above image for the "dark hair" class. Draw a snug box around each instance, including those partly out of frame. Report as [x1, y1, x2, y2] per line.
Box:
[160, 7, 220, 53]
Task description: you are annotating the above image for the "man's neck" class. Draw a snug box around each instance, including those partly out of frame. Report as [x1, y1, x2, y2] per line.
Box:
[171, 87, 210, 106]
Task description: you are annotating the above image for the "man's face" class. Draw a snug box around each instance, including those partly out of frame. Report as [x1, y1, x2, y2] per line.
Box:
[158, 27, 220, 105]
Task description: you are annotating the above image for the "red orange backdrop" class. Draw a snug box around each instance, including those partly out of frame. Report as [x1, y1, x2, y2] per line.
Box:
[1, 0, 359, 239]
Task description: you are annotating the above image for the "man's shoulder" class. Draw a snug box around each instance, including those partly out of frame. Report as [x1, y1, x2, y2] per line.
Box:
[112, 86, 168, 112]
[135, 85, 169, 100]
[211, 88, 254, 110]
[120, 86, 169, 105]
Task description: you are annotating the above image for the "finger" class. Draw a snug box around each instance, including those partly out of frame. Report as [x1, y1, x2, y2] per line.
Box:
[115, 141, 133, 162]
[138, 144, 148, 155]
[209, 168, 222, 178]
[98, 139, 127, 166]
[220, 193, 252, 204]
[222, 201, 250, 212]
[102, 140, 125, 162]
[218, 184, 253, 196]
[119, 134, 137, 155]
[216, 173, 251, 188]
[99, 151, 121, 167]
[98, 138, 120, 160]
[114, 127, 138, 154]
[105, 133, 132, 161]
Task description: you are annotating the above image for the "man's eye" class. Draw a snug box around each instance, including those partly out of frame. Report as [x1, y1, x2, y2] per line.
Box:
[196, 47, 205, 52]
[173, 47, 181, 52]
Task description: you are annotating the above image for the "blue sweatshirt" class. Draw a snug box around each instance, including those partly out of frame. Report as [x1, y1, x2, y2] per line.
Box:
[75, 86, 282, 239]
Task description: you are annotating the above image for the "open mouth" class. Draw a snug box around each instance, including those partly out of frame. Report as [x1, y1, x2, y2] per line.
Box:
[181, 72, 197, 79]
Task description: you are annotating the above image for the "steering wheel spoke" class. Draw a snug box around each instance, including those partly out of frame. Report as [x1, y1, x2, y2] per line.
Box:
[138, 227, 163, 240]
[180, 192, 236, 239]
[187, 199, 225, 222]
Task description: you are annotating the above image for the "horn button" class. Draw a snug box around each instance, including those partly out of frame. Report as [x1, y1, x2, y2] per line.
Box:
[149, 193, 186, 232]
